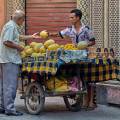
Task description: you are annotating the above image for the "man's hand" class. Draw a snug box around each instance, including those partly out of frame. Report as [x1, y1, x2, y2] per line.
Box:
[17, 45, 24, 52]
[48, 32, 58, 37]
[19, 33, 40, 41]
[4, 41, 24, 52]
[31, 32, 41, 39]
[88, 40, 95, 47]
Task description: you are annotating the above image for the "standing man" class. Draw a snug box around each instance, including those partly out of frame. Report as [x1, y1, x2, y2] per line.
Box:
[49, 9, 95, 46]
[0, 10, 39, 116]
[49, 9, 96, 109]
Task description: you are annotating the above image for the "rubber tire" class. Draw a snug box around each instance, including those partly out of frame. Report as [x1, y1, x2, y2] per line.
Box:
[63, 94, 83, 112]
[25, 82, 45, 115]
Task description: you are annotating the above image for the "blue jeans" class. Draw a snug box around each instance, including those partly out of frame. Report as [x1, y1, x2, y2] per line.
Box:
[0, 63, 19, 113]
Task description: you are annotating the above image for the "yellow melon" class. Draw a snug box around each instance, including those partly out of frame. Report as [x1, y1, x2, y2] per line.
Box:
[47, 43, 59, 51]
[31, 53, 38, 57]
[60, 45, 64, 48]
[33, 43, 43, 53]
[21, 51, 26, 58]
[77, 41, 88, 50]
[31, 53, 42, 57]
[40, 30, 48, 39]
[24, 45, 30, 50]
[39, 46, 46, 53]
[44, 39, 55, 48]
[30, 42, 37, 48]
[25, 48, 33, 56]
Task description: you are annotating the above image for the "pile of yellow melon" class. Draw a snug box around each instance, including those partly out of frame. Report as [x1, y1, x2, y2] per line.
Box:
[20, 31, 88, 58]
[20, 39, 61, 58]
[64, 44, 78, 50]
[20, 42, 45, 58]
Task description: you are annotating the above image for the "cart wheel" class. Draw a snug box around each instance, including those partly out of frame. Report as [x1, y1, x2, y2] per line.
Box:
[25, 82, 45, 115]
[63, 94, 83, 112]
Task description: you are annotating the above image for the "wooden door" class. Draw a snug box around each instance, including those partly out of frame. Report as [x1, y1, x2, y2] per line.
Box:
[26, 0, 76, 44]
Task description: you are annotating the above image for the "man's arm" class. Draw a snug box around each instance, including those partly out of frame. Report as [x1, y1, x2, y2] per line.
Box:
[19, 35, 33, 41]
[49, 32, 71, 41]
[49, 27, 71, 39]
[86, 27, 96, 47]
[4, 41, 24, 52]
[49, 32, 60, 37]
[19, 32, 40, 41]
[88, 38, 95, 47]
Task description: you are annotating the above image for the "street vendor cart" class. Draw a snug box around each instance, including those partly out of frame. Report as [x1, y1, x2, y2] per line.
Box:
[19, 48, 119, 115]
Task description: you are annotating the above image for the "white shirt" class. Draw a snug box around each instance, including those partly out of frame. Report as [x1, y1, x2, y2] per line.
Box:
[0, 20, 21, 64]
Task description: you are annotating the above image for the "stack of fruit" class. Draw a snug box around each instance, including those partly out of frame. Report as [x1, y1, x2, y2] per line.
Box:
[46, 77, 70, 92]
[20, 30, 88, 58]
[20, 39, 61, 58]
[64, 44, 78, 50]
[20, 42, 46, 58]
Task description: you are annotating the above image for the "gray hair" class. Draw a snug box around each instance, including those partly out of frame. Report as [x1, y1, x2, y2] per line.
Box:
[12, 10, 25, 21]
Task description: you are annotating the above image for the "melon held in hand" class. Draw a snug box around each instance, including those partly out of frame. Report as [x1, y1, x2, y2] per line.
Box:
[77, 41, 88, 50]
[40, 30, 48, 39]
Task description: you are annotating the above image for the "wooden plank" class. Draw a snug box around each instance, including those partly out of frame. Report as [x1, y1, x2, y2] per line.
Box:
[26, 22, 69, 27]
[26, 0, 76, 44]
[27, 3, 76, 8]
[26, 27, 67, 31]
[26, 16, 69, 21]
[26, 8, 72, 13]
[26, 27, 66, 32]
[26, 20, 69, 23]
[26, 26, 66, 32]
[26, 12, 68, 17]
[27, 0, 76, 3]
[26, 12, 69, 17]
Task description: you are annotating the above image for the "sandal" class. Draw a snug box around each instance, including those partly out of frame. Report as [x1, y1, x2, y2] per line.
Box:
[85, 106, 95, 111]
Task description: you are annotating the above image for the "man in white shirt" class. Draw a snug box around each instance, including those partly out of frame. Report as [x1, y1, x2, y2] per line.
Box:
[49, 9, 95, 46]
[49, 9, 96, 110]
[0, 10, 39, 116]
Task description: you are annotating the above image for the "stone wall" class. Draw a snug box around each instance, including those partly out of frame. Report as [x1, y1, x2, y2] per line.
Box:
[77, 0, 120, 59]
[0, 0, 6, 31]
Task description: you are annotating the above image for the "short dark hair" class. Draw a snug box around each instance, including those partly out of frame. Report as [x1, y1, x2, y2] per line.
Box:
[104, 48, 108, 52]
[70, 9, 82, 20]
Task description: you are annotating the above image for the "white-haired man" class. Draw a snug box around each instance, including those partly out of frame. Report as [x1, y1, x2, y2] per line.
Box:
[0, 10, 39, 116]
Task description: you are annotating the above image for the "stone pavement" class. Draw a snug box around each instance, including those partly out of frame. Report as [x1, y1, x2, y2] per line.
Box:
[0, 94, 120, 120]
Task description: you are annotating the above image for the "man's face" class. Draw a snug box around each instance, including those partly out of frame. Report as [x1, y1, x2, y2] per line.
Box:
[69, 13, 80, 25]
[17, 18, 25, 26]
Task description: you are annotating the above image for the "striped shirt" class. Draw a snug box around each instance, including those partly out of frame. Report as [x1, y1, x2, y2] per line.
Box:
[59, 24, 95, 45]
